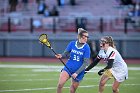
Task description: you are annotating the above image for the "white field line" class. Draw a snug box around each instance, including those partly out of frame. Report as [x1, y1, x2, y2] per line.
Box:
[0, 84, 140, 92]
[0, 65, 63, 69]
[0, 77, 137, 82]
[0, 78, 99, 82]
[0, 65, 140, 71]
[0, 79, 57, 82]
[1, 74, 39, 76]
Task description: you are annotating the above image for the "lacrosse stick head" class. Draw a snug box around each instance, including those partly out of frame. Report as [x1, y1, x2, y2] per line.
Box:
[39, 34, 51, 48]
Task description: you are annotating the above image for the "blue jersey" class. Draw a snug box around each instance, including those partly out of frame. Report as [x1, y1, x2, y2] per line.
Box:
[64, 40, 90, 74]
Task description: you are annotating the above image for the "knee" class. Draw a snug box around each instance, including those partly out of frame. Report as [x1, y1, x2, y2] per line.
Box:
[70, 85, 77, 93]
[99, 81, 106, 86]
[57, 83, 63, 89]
[70, 86, 74, 93]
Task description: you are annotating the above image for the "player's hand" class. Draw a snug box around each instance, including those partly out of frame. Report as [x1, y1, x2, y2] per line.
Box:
[55, 54, 62, 59]
[72, 73, 78, 79]
[98, 69, 105, 76]
[84, 69, 88, 74]
[84, 67, 89, 74]
[84, 71, 87, 74]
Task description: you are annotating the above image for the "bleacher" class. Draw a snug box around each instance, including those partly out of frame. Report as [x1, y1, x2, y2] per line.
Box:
[0, 0, 139, 33]
[0, 0, 140, 58]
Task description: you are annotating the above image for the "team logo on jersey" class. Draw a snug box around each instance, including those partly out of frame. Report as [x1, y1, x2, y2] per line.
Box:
[71, 49, 83, 55]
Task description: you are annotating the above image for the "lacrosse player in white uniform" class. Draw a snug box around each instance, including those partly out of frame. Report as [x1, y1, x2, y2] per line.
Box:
[85, 36, 128, 93]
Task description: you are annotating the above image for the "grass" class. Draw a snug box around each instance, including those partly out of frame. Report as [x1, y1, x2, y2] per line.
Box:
[0, 62, 140, 93]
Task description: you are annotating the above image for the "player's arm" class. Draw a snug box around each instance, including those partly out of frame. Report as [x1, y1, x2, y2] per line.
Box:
[85, 55, 101, 73]
[74, 44, 91, 76]
[62, 50, 70, 58]
[75, 58, 90, 75]
[98, 51, 115, 75]
[98, 59, 114, 75]
[55, 50, 70, 59]
[104, 59, 114, 69]
[61, 41, 72, 58]
[104, 51, 115, 70]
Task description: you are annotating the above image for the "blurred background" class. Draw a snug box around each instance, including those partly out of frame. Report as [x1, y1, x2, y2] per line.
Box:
[0, 0, 140, 93]
[0, 0, 140, 60]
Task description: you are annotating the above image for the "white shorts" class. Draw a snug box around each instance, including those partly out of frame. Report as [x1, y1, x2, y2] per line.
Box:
[111, 67, 128, 82]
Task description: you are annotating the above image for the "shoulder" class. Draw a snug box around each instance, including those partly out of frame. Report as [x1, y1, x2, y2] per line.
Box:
[83, 43, 90, 50]
[85, 43, 90, 47]
[106, 47, 117, 59]
[70, 41, 76, 44]
[107, 47, 116, 54]
[68, 41, 76, 45]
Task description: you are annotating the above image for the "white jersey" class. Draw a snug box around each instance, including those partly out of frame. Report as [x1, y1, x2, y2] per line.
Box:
[98, 47, 128, 82]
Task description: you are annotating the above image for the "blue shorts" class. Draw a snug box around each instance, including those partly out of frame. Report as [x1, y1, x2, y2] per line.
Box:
[62, 67, 85, 82]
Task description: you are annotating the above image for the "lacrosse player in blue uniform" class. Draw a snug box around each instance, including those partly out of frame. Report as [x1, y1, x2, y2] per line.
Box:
[55, 28, 91, 93]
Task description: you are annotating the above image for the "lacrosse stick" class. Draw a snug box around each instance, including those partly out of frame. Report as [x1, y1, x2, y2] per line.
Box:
[39, 34, 78, 80]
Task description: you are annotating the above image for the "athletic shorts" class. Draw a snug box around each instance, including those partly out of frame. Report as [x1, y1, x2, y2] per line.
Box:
[103, 69, 114, 79]
[103, 69, 128, 82]
[62, 67, 84, 82]
[111, 67, 128, 82]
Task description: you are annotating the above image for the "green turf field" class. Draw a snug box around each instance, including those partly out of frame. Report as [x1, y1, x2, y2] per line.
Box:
[0, 62, 140, 93]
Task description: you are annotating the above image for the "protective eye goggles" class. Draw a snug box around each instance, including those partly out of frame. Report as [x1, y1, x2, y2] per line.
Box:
[82, 35, 89, 38]
[100, 39, 107, 44]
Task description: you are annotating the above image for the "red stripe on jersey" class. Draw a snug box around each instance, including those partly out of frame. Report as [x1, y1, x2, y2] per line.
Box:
[110, 52, 115, 57]
[97, 55, 101, 59]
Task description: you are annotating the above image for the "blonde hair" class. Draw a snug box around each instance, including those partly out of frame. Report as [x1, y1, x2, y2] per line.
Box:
[77, 28, 88, 38]
[102, 36, 116, 48]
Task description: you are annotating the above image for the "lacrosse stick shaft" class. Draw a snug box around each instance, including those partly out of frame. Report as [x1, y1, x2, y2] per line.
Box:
[50, 48, 79, 80]
[50, 48, 72, 73]
[39, 34, 78, 80]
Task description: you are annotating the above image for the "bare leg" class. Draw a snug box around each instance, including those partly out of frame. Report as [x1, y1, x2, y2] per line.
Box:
[57, 71, 70, 93]
[70, 80, 79, 93]
[112, 80, 120, 93]
[98, 75, 110, 93]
